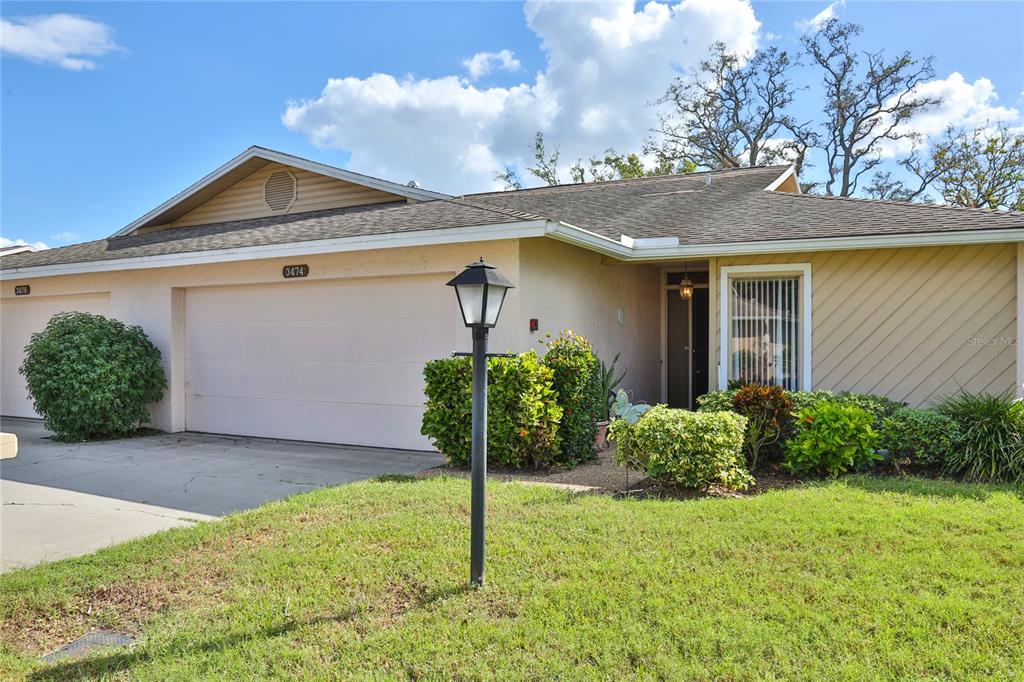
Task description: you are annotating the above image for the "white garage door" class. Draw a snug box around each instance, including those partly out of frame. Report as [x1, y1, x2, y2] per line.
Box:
[1, 293, 111, 417]
[185, 275, 455, 450]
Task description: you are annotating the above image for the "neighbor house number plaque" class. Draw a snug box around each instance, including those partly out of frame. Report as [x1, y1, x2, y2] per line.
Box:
[14, 285, 30, 296]
[282, 264, 309, 279]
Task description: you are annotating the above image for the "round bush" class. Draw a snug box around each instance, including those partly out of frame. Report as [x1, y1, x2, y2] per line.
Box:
[611, 406, 752, 491]
[784, 401, 880, 477]
[20, 312, 166, 441]
[880, 407, 961, 470]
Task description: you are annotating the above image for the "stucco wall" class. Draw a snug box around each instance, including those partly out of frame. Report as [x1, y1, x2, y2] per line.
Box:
[1, 239, 521, 432]
[518, 238, 661, 404]
[714, 243, 1019, 407]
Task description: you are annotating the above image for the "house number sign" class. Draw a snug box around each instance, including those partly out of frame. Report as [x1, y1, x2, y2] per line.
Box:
[282, 264, 309, 279]
[14, 285, 30, 296]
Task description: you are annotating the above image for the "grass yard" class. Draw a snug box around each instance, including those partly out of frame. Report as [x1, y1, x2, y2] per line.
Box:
[2, 476, 1022, 680]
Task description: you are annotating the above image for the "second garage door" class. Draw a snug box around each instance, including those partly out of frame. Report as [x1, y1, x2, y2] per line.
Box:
[184, 274, 455, 450]
[1, 292, 111, 418]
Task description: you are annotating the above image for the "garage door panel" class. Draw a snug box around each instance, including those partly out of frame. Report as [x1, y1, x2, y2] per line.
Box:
[188, 318, 451, 365]
[1, 293, 110, 417]
[186, 278, 452, 324]
[185, 276, 454, 449]
[187, 392, 430, 450]
[186, 359, 428, 405]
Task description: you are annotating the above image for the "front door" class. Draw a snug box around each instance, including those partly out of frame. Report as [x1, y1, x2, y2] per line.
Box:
[666, 270, 710, 409]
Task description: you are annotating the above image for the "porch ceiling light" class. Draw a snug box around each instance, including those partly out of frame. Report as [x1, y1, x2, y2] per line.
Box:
[679, 276, 694, 301]
[447, 259, 515, 328]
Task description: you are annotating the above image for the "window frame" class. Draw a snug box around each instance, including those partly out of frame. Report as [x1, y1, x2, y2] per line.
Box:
[718, 263, 812, 391]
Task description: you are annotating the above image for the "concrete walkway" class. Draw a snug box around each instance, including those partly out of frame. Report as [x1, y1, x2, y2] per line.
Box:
[0, 418, 443, 571]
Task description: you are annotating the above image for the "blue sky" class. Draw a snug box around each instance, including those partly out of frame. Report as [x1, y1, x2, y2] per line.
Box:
[2, 1, 1022, 248]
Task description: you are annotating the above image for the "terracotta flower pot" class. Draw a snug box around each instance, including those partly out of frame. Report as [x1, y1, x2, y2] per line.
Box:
[595, 420, 609, 450]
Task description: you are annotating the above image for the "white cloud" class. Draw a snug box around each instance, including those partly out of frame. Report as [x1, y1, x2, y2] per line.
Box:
[463, 49, 521, 80]
[796, 0, 844, 32]
[283, 0, 761, 193]
[879, 72, 1021, 157]
[0, 14, 120, 70]
[1, 236, 49, 250]
[49, 231, 80, 244]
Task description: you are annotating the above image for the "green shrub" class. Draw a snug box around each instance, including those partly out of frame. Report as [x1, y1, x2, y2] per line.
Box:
[732, 385, 795, 471]
[610, 406, 752, 491]
[542, 330, 601, 463]
[19, 312, 166, 441]
[784, 401, 881, 477]
[880, 408, 961, 470]
[938, 391, 1024, 483]
[696, 389, 737, 413]
[421, 352, 562, 468]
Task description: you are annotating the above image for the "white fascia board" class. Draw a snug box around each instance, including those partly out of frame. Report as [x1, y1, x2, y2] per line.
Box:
[549, 224, 1024, 261]
[1, 220, 549, 280]
[111, 147, 451, 238]
[763, 164, 799, 193]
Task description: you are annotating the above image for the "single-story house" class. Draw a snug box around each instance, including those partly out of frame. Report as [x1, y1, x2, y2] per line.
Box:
[2, 146, 1023, 450]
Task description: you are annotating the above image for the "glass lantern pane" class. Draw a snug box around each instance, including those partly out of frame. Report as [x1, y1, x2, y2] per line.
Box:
[483, 285, 508, 326]
[456, 284, 485, 325]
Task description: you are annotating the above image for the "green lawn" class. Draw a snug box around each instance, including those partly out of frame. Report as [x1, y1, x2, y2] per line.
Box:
[2, 476, 1022, 680]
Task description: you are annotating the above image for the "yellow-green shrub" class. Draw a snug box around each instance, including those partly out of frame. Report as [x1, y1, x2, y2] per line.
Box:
[611, 406, 752, 491]
[420, 352, 562, 468]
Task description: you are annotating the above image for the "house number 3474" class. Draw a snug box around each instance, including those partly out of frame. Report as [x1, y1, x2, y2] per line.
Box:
[282, 264, 309, 279]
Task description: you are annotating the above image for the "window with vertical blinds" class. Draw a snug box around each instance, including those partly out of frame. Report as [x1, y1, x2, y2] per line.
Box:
[728, 276, 801, 390]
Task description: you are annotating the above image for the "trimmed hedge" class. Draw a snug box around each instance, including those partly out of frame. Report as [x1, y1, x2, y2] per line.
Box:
[785, 401, 880, 477]
[880, 408, 961, 470]
[611, 406, 752, 491]
[20, 312, 166, 441]
[421, 352, 563, 468]
[699, 388, 903, 429]
[542, 330, 601, 464]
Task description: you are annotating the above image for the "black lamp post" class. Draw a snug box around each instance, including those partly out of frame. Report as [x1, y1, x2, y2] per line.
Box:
[447, 258, 514, 587]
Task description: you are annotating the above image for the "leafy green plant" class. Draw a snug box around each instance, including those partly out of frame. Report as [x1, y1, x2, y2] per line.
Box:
[732, 384, 795, 471]
[421, 352, 562, 468]
[19, 312, 167, 441]
[696, 389, 738, 413]
[595, 352, 626, 421]
[939, 391, 1024, 483]
[880, 408, 961, 470]
[611, 406, 752, 491]
[784, 401, 881, 477]
[542, 330, 601, 463]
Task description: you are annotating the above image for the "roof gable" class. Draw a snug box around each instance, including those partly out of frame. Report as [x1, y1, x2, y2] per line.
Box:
[113, 146, 450, 237]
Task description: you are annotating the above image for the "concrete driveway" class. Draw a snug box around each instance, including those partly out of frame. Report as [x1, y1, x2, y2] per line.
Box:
[0, 418, 443, 572]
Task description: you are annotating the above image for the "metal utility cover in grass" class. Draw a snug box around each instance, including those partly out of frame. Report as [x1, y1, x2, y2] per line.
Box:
[41, 630, 135, 663]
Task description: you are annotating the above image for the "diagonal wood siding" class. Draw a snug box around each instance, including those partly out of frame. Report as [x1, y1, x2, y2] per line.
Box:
[715, 243, 1017, 407]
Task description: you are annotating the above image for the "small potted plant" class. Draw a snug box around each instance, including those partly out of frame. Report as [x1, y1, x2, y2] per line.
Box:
[595, 353, 625, 450]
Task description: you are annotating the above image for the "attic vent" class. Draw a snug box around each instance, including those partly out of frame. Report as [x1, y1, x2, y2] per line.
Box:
[264, 170, 297, 211]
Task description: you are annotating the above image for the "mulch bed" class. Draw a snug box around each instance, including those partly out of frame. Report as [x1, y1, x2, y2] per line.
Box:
[420, 450, 809, 498]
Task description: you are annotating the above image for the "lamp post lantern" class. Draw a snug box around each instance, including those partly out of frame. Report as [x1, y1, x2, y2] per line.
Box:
[447, 258, 514, 587]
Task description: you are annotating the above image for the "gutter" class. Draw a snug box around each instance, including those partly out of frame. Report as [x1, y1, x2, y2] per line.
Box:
[4, 218, 1023, 281]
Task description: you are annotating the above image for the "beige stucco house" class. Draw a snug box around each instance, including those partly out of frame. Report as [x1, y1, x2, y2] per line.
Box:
[2, 146, 1023, 450]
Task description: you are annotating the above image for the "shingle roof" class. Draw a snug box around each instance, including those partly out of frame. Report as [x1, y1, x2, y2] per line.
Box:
[1, 198, 541, 270]
[4, 164, 1023, 271]
[467, 165, 1024, 245]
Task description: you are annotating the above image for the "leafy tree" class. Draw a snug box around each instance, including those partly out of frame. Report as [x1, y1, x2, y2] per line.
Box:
[650, 41, 815, 172]
[910, 125, 1024, 210]
[495, 132, 691, 190]
[802, 19, 939, 197]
